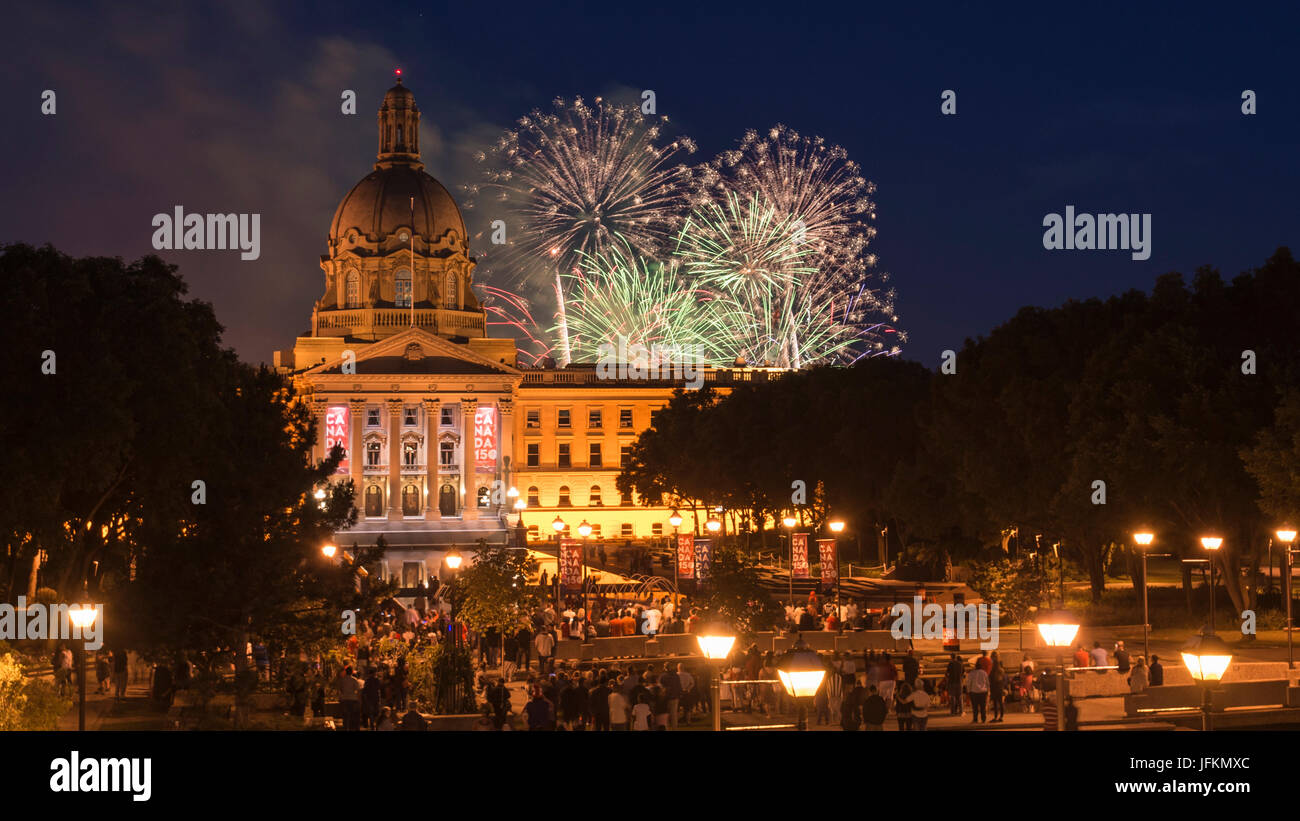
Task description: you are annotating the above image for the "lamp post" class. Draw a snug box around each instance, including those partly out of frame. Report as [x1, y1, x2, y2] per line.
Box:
[695, 622, 736, 732]
[321, 543, 338, 559]
[68, 605, 99, 732]
[1200, 536, 1223, 633]
[782, 514, 797, 606]
[669, 509, 683, 602]
[1133, 531, 1154, 661]
[578, 520, 592, 622]
[1277, 527, 1298, 667]
[776, 639, 826, 731]
[444, 547, 463, 713]
[551, 515, 565, 604]
[1036, 609, 1080, 731]
[1181, 632, 1233, 731]
[829, 520, 845, 631]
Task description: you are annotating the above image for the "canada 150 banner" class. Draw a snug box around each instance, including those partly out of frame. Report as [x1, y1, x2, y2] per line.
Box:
[676, 532, 695, 578]
[474, 405, 497, 473]
[817, 538, 837, 591]
[559, 539, 582, 591]
[694, 539, 712, 581]
[325, 405, 349, 475]
[791, 533, 810, 578]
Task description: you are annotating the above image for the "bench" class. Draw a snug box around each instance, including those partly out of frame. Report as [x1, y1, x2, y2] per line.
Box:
[1124, 679, 1292, 716]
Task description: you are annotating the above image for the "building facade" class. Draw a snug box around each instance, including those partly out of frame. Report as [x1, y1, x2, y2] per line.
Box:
[275, 78, 778, 587]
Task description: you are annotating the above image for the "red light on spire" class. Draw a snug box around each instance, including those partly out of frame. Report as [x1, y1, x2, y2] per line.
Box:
[395, 68, 403, 81]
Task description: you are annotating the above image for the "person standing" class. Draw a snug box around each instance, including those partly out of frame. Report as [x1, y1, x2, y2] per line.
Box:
[989, 651, 1005, 722]
[535, 628, 555, 675]
[590, 676, 612, 731]
[1128, 657, 1148, 693]
[336, 665, 362, 731]
[965, 663, 989, 724]
[112, 649, 129, 700]
[661, 664, 683, 730]
[945, 653, 964, 716]
[525, 690, 554, 731]
[515, 623, 532, 672]
[608, 683, 629, 730]
[877, 653, 897, 714]
[361, 669, 382, 730]
[894, 682, 914, 731]
[840, 680, 865, 731]
[1149, 655, 1164, 686]
[862, 685, 887, 731]
[901, 650, 919, 688]
[911, 681, 932, 730]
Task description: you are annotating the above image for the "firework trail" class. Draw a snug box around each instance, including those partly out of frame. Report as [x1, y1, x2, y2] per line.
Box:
[467, 97, 696, 364]
[479, 284, 553, 366]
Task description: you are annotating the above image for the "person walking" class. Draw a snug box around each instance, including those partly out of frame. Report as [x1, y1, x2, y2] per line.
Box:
[525, 690, 555, 730]
[862, 685, 887, 731]
[1149, 655, 1164, 686]
[609, 683, 629, 730]
[535, 629, 555, 675]
[965, 663, 989, 724]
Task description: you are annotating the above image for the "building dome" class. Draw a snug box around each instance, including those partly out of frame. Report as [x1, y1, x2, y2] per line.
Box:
[329, 165, 466, 247]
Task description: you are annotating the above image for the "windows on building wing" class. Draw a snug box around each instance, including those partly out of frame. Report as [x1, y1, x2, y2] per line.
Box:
[589, 485, 602, 506]
[439, 441, 455, 467]
[527, 486, 540, 506]
[526, 443, 539, 467]
[589, 442, 602, 468]
[403, 405, 417, 427]
[526, 409, 540, 429]
[557, 409, 571, 429]
[620, 489, 633, 507]
[652, 523, 664, 536]
[591, 524, 602, 538]
[619, 408, 633, 428]
[558, 443, 570, 468]
[366, 441, 381, 467]
[588, 408, 602, 428]
[527, 525, 539, 540]
[620, 445, 632, 467]
[366, 407, 381, 428]
[445, 272, 456, 308]
[558, 486, 571, 507]
[620, 523, 633, 538]
[403, 441, 418, 467]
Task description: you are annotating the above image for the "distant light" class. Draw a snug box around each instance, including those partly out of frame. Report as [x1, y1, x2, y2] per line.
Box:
[1133, 531, 1154, 547]
[1035, 610, 1080, 648]
[578, 520, 592, 538]
[668, 509, 683, 528]
[1181, 633, 1233, 682]
[1277, 528, 1297, 544]
[445, 548, 463, 571]
[1200, 536, 1223, 551]
[69, 605, 98, 630]
[782, 516, 797, 529]
[829, 520, 845, 534]
[321, 544, 337, 559]
[314, 488, 327, 500]
[705, 516, 722, 533]
[552, 516, 566, 533]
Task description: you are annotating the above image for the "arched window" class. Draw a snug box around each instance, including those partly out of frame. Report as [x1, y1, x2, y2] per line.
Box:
[589, 485, 603, 506]
[366, 441, 381, 467]
[395, 268, 412, 308]
[403, 441, 418, 467]
[345, 271, 361, 308]
[396, 124, 404, 149]
[527, 486, 540, 506]
[445, 272, 456, 308]
[558, 486, 571, 507]
[477, 486, 490, 508]
[365, 485, 383, 517]
[402, 484, 421, 516]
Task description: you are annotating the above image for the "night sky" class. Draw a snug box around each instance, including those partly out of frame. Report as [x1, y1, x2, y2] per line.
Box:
[4, 2, 1297, 365]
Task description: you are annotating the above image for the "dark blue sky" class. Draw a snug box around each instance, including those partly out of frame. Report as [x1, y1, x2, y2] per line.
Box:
[4, 1, 1297, 364]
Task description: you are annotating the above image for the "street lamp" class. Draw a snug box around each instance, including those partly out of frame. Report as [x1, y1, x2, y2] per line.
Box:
[314, 487, 327, 509]
[776, 640, 826, 731]
[321, 543, 338, 559]
[705, 515, 722, 534]
[68, 605, 99, 732]
[695, 621, 736, 732]
[578, 520, 592, 619]
[782, 514, 798, 605]
[445, 547, 463, 713]
[828, 520, 846, 630]
[1181, 632, 1233, 731]
[1278, 527, 1298, 667]
[1133, 531, 1155, 662]
[1200, 536, 1223, 633]
[669, 509, 683, 597]
[1036, 609, 1080, 731]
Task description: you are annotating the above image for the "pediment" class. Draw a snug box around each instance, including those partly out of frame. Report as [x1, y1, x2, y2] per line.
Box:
[305, 327, 520, 378]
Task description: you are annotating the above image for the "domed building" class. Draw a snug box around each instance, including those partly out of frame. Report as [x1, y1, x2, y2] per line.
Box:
[276, 76, 760, 597]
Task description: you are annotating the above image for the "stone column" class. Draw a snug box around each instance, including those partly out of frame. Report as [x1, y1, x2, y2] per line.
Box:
[310, 398, 329, 462]
[460, 397, 478, 520]
[349, 399, 366, 513]
[498, 397, 514, 517]
[422, 398, 440, 520]
[386, 399, 403, 519]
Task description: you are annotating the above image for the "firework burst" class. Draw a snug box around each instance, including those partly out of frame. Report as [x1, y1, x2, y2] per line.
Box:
[467, 97, 696, 364]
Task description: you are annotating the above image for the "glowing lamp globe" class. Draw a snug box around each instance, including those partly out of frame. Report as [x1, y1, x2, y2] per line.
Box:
[507, 486, 519, 499]
[445, 548, 463, 571]
[1035, 610, 1080, 648]
[578, 520, 592, 538]
[829, 520, 846, 534]
[782, 515, 798, 529]
[1181, 633, 1233, 682]
[776, 645, 826, 699]
[668, 510, 683, 528]
[551, 516, 566, 533]
[1133, 531, 1154, 547]
[68, 605, 98, 631]
[321, 543, 338, 559]
[705, 516, 722, 533]
[695, 622, 736, 660]
[1200, 536, 1223, 550]
[1277, 528, 1297, 544]
[314, 488, 327, 501]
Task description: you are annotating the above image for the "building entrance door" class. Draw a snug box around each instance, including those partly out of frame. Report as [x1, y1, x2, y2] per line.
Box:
[439, 483, 457, 516]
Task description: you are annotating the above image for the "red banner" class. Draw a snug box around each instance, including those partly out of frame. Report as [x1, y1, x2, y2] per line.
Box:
[474, 405, 498, 473]
[559, 539, 582, 591]
[791, 533, 810, 578]
[324, 405, 349, 475]
[676, 533, 695, 578]
[818, 538, 838, 591]
[694, 539, 712, 581]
